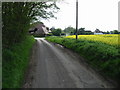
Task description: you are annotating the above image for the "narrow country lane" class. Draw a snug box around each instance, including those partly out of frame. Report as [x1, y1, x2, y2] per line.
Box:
[23, 38, 114, 88]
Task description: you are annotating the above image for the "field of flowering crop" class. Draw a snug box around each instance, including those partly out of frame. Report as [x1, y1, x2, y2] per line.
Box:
[66, 34, 119, 47]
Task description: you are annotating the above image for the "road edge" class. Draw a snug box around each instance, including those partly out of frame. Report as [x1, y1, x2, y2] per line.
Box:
[45, 39, 118, 88]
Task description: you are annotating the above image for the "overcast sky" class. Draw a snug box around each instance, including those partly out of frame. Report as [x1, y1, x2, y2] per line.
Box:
[41, 0, 119, 31]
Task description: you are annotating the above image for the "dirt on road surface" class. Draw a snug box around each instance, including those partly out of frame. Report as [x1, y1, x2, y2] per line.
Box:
[23, 38, 115, 88]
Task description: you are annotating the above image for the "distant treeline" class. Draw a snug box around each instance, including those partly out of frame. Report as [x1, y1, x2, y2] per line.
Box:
[49, 26, 120, 36]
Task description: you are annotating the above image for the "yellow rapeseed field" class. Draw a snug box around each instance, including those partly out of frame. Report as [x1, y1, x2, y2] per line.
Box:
[66, 34, 119, 46]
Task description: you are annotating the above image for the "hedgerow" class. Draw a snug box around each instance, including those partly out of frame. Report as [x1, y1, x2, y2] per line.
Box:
[45, 36, 120, 83]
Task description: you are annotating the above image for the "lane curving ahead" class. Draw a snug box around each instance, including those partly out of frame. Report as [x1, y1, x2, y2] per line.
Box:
[24, 38, 114, 88]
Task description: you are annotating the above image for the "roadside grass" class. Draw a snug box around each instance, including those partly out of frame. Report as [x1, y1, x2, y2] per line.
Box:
[3, 36, 35, 88]
[45, 36, 120, 83]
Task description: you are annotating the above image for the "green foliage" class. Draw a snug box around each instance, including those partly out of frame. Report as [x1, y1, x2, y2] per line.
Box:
[45, 36, 120, 82]
[2, 2, 59, 88]
[2, 2, 59, 48]
[110, 30, 120, 34]
[64, 26, 76, 35]
[2, 36, 35, 88]
[78, 28, 85, 35]
[78, 28, 93, 35]
[113, 30, 119, 34]
[63, 27, 93, 35]
[52, 28, 62, 36]
[47, 33, 53, 36]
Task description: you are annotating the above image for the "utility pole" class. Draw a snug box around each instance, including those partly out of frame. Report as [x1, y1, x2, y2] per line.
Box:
[76, 0, 78, 40]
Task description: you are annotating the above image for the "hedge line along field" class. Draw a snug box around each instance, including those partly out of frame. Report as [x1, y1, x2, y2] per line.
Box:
[45, 35, 120, 84]
[3, 36, 35, 88]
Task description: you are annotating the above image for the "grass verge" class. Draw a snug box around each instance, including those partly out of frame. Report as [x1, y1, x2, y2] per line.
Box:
[2, 36, 35, 88]
[45, 36, 120, 84]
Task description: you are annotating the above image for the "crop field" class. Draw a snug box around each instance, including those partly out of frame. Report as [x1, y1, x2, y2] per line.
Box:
[66, 34, 119, 47]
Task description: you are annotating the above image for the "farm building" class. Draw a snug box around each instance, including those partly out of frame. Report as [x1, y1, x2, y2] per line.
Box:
[29, 23, 51, 36]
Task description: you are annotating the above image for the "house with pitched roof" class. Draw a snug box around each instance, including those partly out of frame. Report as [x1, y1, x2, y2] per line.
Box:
[29, 23, 51, 36]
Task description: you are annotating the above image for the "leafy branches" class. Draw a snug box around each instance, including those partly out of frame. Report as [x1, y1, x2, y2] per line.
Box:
[2, 2, 59, 48]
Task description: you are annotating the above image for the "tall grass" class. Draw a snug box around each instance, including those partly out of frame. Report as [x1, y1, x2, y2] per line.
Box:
[3, 36, 35, 88]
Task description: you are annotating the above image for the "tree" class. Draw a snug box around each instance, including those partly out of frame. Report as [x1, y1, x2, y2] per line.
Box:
[110, 30, 119, 34]
[106, 31, 110, 34]
[64, 26, 75, 35]
[52, 28, 62, 36]
[84, 31, 93, 35]
[2, 2, 59, 48]
[78, 28, 85, 35]
[113, 30, 119, 34]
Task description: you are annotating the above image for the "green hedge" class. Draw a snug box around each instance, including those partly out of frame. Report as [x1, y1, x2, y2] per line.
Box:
[3, 36, 35, 88]
[45, 36, 120, 82]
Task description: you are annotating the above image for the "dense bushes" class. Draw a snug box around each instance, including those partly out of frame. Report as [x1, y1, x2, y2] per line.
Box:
[2, 36, 35, 88]
[51, 28, 62, 36]
[45, 36, 120, 82]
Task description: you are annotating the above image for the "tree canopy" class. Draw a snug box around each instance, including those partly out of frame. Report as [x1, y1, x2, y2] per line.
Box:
[51, 28, 62, 36]
[2, 2, 59, 48]
[64, 26, 76, 35]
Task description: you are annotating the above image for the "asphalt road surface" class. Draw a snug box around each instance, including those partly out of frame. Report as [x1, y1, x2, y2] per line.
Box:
[23, 38, 114, 88]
